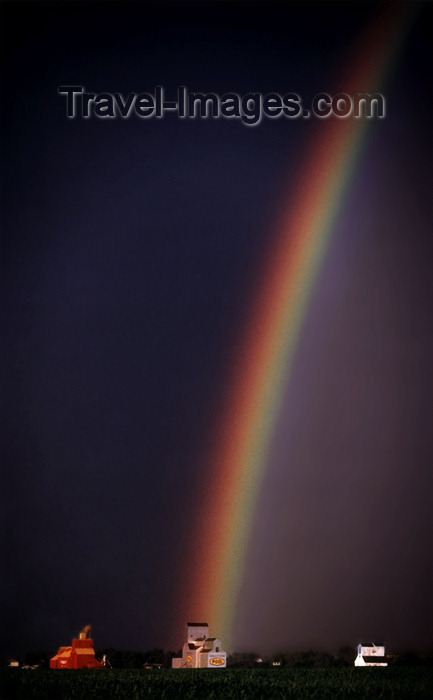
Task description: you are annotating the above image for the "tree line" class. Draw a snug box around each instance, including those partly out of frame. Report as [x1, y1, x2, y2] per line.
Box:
[4, 647, 433, 669]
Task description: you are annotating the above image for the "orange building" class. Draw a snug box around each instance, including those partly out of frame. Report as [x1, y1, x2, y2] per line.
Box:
[50, 626, 103, 669]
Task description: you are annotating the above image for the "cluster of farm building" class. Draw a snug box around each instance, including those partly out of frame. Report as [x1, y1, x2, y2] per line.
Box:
[10, 623, 389, 670]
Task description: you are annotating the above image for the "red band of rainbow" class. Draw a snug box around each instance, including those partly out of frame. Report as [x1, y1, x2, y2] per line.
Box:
[175, 2, 414, 649]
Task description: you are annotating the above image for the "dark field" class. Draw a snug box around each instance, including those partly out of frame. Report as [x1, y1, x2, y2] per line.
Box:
[1, 667, 433, 699]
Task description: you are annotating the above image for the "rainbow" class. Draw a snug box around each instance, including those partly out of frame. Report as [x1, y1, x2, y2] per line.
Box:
[178, 3, 414, 649]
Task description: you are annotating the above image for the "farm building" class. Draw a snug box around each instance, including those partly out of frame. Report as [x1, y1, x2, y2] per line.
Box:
[50, 626, 103, 669]
[354, 643, 388, 667]
[172, 622, 226, 668]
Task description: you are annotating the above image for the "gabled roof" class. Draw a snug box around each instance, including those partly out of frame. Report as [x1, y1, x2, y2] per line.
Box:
[50, 649, 71, 662]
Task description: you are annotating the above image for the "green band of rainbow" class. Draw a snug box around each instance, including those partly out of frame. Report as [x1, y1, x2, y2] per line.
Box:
[180, 3, 414, 648]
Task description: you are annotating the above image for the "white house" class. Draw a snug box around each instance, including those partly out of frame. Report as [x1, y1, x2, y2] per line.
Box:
[172, 622, 227, 668]
[354, 643, 388, 667]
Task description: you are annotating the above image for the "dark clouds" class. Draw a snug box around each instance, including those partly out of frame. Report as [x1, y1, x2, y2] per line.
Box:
[1, 1, 432, 656]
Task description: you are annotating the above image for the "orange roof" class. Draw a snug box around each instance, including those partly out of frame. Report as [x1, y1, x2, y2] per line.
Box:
[51, 649, 72, 662]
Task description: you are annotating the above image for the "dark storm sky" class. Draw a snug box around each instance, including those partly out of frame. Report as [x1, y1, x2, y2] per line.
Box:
[1, 1, 432, 657]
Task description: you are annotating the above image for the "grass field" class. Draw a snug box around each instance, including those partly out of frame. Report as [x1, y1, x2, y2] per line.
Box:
[1, 667, 432, 699]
